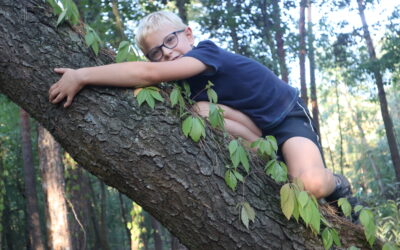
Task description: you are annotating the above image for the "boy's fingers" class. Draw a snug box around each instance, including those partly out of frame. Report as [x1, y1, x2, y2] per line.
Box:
[54, 68, 67, 74]
[64, 96, 73, 108]
[52, 92, 65, 104]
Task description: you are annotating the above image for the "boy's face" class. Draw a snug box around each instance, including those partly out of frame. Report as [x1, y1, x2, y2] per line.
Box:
[143, 25, 194, 62]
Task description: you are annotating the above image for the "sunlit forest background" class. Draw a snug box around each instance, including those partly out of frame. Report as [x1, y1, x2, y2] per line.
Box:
[0, 0, 399, 249]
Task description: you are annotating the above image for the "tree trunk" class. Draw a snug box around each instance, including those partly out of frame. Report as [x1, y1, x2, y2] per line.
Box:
[19, 109, 45, 250]
[272, 0, 289, 83]
[38, 125, 73, 250]
[99, 182, 111, 250]
[334, 83, 344, 175]
[110, 0, 127, 47]
[151, 216, 163, 250]
[175, 0, 189, 24]
[119, 193, 132, 248]
[299, 0, 308, 105]
[0, 0, 380, 249]
[306, 0, 321, 139]
[356, 0, 400, 182]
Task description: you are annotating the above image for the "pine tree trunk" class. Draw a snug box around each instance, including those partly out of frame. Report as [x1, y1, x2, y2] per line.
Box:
[38, 125, 73, 250]
[151, 216, 164, 250]
[272, 0, 289, 83]
[175, 0, 189, 24]
[299, 0, 308, 105]
[306, 0, 321, 139]
[119, 193, 132, 248]
[19, 109, 45, 250]
[356, 0, 400, 182]
[0, 0, 382, 248]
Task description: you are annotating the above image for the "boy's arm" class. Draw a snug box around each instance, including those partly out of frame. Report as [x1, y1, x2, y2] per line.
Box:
[49, 57, 207, 107]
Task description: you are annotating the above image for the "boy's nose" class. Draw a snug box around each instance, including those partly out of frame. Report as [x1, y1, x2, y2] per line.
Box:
[161, 46, 174, 61]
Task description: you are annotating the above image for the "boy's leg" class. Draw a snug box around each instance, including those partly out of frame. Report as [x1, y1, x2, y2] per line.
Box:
[192, 101, 261, 142]
[281, 136, 336, 199]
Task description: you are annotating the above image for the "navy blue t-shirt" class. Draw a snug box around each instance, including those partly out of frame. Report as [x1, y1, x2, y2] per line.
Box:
[183, 40, 299, 132]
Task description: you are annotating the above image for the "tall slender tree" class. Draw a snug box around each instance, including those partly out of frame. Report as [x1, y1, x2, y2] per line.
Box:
[272, 0, 289, 83]
[306, 0, 321, 137]
[356, 0, 400, 182]
[20, 109, 45, 250]
[299, 0, 308, 105]
[38, 125, 72, 250]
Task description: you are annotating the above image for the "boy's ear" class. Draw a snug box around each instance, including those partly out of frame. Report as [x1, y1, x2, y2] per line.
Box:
[185, 26, 195, 46]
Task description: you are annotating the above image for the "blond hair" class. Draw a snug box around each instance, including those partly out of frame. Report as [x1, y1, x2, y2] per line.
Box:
[135, 11, 187, 53]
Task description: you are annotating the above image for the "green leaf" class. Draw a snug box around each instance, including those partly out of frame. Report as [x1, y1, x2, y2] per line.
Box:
[243, 202, 256, 222]
[57, 9, 67, 26]
[91, 41, 99, 56]
[170, 87, 180, 107]
[116, 42, 129, 63]
[280, 184, 295, 220]
[297, 191, 309, 208]
[47, 0, 62, 14]
[338, 198, 352, 218]
[359, 209, 376, 247]
[241, 202, 255, 229]
[207, 88, 218, 103]
[149, 89, 164, 102]
[354, 205, 363, 213]
[347, 246, 360, 250]
[238, 146, 249, 173]
[190, 117, 205, 142]
[229, 140, 238, 155]
[233, 170, 244, 182]
[224, 170, 237, 191]
[266, 135, 278, 151]
[382, 242, 398, 250]
[208, 104, 224, 129]
[182, 116, 193, 137]
[322, 228, 333, 250]
[309, 201, 320, 234]
[331, 228, 341, 247]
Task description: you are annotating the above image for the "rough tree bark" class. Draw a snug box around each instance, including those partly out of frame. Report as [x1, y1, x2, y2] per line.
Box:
[19, 109, 45, 250]
[299, 0, 308, 105]
[0, 0, 379, 249]
[38, 125, 73, 250]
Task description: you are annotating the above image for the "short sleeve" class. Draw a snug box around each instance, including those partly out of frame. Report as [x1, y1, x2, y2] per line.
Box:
[183, 40, 222, 76]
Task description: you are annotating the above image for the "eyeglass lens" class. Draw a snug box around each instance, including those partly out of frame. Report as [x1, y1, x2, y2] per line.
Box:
[148, 33, 179, 61]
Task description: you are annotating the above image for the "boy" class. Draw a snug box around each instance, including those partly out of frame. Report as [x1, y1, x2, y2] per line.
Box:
[49, 11, 353, 207]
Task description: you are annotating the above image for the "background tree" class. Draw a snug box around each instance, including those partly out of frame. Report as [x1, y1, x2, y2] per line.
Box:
[38, 125, 72, 250]
[20, 109, 45, 250]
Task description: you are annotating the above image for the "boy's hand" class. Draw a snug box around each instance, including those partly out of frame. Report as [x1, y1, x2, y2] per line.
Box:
[49, 68, 84, 108]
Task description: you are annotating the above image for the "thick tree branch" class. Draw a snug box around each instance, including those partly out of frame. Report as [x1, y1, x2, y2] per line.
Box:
[0, 0, 376, 249]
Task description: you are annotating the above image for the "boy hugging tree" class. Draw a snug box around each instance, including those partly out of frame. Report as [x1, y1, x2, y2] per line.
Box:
[49, 11, 357, 216]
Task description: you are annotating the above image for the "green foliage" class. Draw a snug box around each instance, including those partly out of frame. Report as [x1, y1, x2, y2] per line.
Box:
[208, 104, 225, 129]
[240, 202, 256, 229]
[321, 228, 341, 250]
[169, 84, 186, 115]
[280, 183, 321, 234]
[205, 81, 218, 104]
[382, 242, 399, 250]
[338, 197, 352, 218]
[136, 86, 164, 109]
[251, 136, 278, 159]
[265, 159, 288, 183]
[228, 139, 250, 173]
[359, 208, 377, 247]
[182, 116, 206, 142]
[84, 24, 102, 56]
[116, 41, 139, 63]
[47, 0, 80, 26]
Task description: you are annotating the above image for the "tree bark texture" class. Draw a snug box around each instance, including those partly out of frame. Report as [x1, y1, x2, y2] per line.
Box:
[19, 109, 45, 250]
[357, 0, 400, 183]
[0, 0, 377, 249]
[38, 125, 73, 250]
[306, 0, 321, 140]
[299, 0, 308, 106]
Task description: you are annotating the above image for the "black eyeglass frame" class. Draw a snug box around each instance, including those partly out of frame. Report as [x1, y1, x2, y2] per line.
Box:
[145, 29, 186, 62]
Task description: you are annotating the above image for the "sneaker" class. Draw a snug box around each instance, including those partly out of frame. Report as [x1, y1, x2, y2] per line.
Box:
[325, 174, 360, 223]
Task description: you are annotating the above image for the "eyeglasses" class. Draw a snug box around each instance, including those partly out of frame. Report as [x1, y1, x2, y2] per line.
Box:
[146, 29, 185, 62]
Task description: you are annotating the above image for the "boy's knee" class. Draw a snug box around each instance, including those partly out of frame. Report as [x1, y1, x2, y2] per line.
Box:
[192, 101, 210, 117]
[299, 171, 331, 199]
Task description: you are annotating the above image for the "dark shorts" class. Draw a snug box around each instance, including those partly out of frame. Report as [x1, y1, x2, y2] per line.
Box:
[262, 97, 323, 162]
